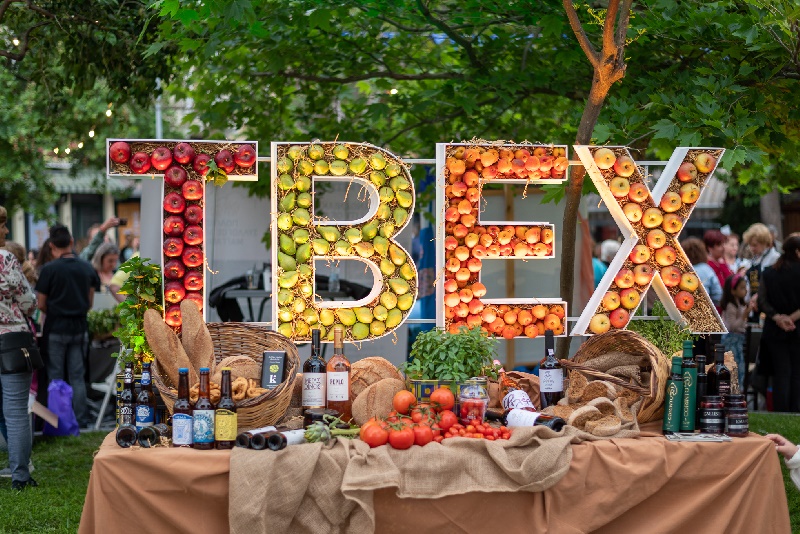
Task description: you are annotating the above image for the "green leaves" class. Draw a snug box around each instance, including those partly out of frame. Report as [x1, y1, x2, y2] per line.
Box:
[405, 327, 499, 382]
[113, 257, 163, 365]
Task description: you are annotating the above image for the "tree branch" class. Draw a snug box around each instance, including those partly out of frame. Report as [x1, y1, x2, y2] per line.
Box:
[251, 69, 463, 83]
[0, 20, 50, 61]
[416, 0, 481, 68]
[603, 0, 620, 53]
[562, 0, 599, 68]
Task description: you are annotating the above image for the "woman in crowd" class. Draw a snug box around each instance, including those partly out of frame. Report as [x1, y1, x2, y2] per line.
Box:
[681, 237, 722, 307]
[720, 274, 753, 388]
[743, 223, 781, 313]
[704, 229, 733, 289]
[723, 233, 746, 274]
[757, 234, 800, 412]
[91, 243, 120, 294]
[0, 206, 38, 490]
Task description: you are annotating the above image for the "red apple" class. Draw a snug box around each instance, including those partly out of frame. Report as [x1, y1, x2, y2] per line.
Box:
[660, 192, 682, 213]
[679, 182, 700, 204]
[695, 153, 716, 173]
[164, 259, 186, 280]
[163, 216, 185, 237]
[164, 165, 188, 188]
[674, 290, 695, 312]
[613, 155, 636, 177]
[164, 304, 182, 328]
[173, 142, 196, 165]
[183, 225, 203, 246]
[215, 149, 235, 173]
[151, 146, 173, 171]
[679, 272, 700, 292]
[109, 141, 131, 164]
[628, 182, 650, 203]
[629, 245, 651, 265]
[182, 180, 203, 200]
[163, 237, 184, 258]
[609, 308, 630, 329]
[185, 204, 203, 224]
[633, 264, 654, 286]
[163, 192, 186, 214]
[184, 271, 204, 291]
[129, 152, 151, 174]
[646, 229, 667, 249]
[184, 291, 204, 312]
[234, 144, 257, 168]
[589, 313, 611, 334]
[164, 281, 186, 304]
[619, 288, 641, 310]
[182, 246, 204, 268]
[676, 161, 698, 182]
[615, 268, 635, 289]
[660, 266, 682, 287]
[593, 148, 616, 170]
[655, 246, 677, 266]
[193, 153, 212, 176]
[602, 291, 621, 311]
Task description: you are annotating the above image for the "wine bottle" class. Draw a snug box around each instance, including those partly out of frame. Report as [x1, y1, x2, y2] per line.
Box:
[192, 367, 216, 450]
[680, 340, 697, 432]
[485, 408, 566, 431]
[172, 368, 193, 448]
[267, 429, 307, 450]
[709, 344, 731, 397]
[494, 359, 536, 411]
[215, 368, 237, 449]
[695, 355, 707, 427]
[326, 326, 352, 421]
[235, 425, 278, 449]
[663, 356, 684, 434]
[538, 330, 564, 409]
[302, 329, 327, 412]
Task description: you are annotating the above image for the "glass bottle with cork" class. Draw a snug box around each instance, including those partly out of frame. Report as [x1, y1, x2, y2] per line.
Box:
[172, 367, 193, 448]
[192, 367, 216, 449]
[538, 330, 564, 409]
[707, 344, 731, 397]
[485, 408, 566, 431]
[215, 367, 237, 449]
[680, 340, 697, 432]
[326, 326, 352, 421]
[663, 356, 684, 434]
[302, 329, 327, 412]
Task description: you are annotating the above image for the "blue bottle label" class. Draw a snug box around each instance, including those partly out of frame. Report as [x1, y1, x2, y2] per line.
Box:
[172, 413, 193, 445]
[192, 410, 215, 443]
[135, 405, 155, 429]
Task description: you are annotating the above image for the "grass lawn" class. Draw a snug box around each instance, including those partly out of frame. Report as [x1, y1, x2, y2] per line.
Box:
[0, 414, 799, 532]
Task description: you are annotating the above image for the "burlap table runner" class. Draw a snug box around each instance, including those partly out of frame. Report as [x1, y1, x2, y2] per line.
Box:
[228, 423, 635, 534]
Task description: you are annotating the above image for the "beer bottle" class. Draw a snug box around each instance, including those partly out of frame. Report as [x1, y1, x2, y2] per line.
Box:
[302, 329, 327, 412]
[538, 330, 564, 409]
[680, 340, 697, 432]
[137, 427, 159, 448]
[695, 355, 707, 426]
[485, 408, 566, 431]
[663, 356, 684, 434]
[172, 367, 193, 448]
[494, 359, 536, 411]
[135, 362, 157, 430]
[267, 429, 307, 450]
[326, 326, 352, 421]
[115, 424, 138, 448]
[215, 368, 237, 449]
[119, 361, 135, 427]
[192, 367, 216, 449]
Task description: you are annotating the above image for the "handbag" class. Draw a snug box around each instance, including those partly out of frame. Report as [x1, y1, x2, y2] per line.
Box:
[0, 330, 44, 374]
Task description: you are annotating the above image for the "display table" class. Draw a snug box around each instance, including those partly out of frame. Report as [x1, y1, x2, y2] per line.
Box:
[79, 426, 790, 534]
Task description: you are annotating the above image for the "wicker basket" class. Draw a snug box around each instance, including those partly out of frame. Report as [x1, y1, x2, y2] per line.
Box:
[571, 330, 670, 423]
[152, 323, 300, 431]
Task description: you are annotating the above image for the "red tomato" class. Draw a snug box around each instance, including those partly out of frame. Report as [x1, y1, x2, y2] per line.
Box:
[393, 390, 417, 416]
[438, 410, 458, 431]
[434, 435, 444, 443]
[413, 425, 434, 446]
[360, 424, 389, 448]
[444, 432, 453, 439]
[429, 387, 455, 412]
[486, 435, 496, 441]
[388, 426, 415, 449]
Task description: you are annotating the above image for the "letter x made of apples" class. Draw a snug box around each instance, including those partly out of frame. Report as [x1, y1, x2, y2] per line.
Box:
[571, 145, 727, 336]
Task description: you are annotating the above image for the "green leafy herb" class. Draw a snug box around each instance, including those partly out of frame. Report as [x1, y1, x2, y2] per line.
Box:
[404, 326, 499, 382]
[628, 301, 694, 358]
[112, 256, 163, 369]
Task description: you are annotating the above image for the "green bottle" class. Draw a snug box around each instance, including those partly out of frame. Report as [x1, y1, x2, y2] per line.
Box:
[663, 356, 684, 434]
[680, 340, 697, 432]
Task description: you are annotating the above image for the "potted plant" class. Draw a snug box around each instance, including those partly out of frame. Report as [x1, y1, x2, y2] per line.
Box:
[112, 256, 163, 371]
[88, 308, 120, 341]
[404, 326, 500, 403]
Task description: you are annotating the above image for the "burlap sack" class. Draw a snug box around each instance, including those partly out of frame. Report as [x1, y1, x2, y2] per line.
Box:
[229, 424, 586, 534]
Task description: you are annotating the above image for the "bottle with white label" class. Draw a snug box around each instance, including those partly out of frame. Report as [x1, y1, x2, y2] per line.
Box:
[538, 329, 564, 409]
[486, 408, 566, 431]
[192, 367, 216, 450]
[172, 367, 193, 448]
[326, 326, 352, 421]
[495, 359, 537, 411]
[302, 329, 327, 412]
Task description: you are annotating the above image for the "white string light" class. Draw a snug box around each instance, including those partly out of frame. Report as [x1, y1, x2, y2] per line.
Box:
[389, 88, 398, 95]
[64, 148, 70, 154]
[105, 109, 112, 117]
[12, 38, 19, 46]
[53, 148, 59, 154]
[89, 130, 95, 137]
[78, 142, 83, 148]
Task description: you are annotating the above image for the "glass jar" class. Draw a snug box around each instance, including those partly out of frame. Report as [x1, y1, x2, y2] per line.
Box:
[459, 377, 489, 425]
[699, 395, 725, 434]
[724, 394, 749, 437]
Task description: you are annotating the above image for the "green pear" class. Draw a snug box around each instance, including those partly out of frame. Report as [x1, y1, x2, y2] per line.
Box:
[396, 190, 413, 208]
[313, 159, 330, 175]
[299, 281, 313, 298]
[389, 243, 407, 266]
[344, 227, 363, 245]
[399, 262, 415, 281]
[389, 176, 411, 192]
[293, 228, 310, 244]
[277, 322, 294, 338]
[373, 236, 389, 257]
[354, 307, 374, 324]
[369, 171, 387, 188]
[352, 322, 370, 340]
[369, 321, 387, 336]
[319, 309, 336, 326]
[277, 213, 293, 231]
[349, 157, 367, 174]
[333, 144, 349, 160]
[318, 226, 341, 243]
[292, 298, 306, 314]
[311, 238, 330, 255]
[385, 308, 403, 329]
[326, 324, 342, 341]
[277, 156, 294, 173]
[297, 192, 312, 208]
[277, 307, 293, 323]
[372, 305, 389, 322]
[370, 152, 387, 170]
[380, 222, 395, 238]
[388, 278, 410, 295]
[278, 251, 297, 272]
[302, 308, 319, 325]
[334, 240, 352, 255]
[393, 207, 408, 227]
[354, 242, 374, 258]
[277, 288, 294, 306]
[297, 264, 313, 278]
[379, 186, 395, 203]
[295, 320, 310, 338]
[379, 258, 395, 276]
[397, 293, 414, 311]
[385, 162, 402, 177]
[278, 271, 299, 288]
[335, 309, 357, 326]
[330, 160, 348, 176]
[295, 243, 311, 264]
[295, 175, 312, 192]
[280, 234, 296, 255]
[316, 325, 327, 339]
[279, 192, 296, 212]
[292, 208, 311, 227]
[308, 144, 325, 160]
[297, 159, 314, 176]
[361, 221, 379, 241]
[376, 203, 392, 220]
[287, 145, 305, 161]
[278, 174, 295, 191]
[380, 291, 398, 310]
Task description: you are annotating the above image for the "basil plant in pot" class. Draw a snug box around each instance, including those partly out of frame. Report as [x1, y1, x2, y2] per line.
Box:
[404, 326, 500, 403]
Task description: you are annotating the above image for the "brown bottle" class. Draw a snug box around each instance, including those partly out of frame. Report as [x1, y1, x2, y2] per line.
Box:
[326, 326, 352, 421]
[172, 367, 193, 448]
[192, 367, 216, 450]
[215, 368, 237, 449]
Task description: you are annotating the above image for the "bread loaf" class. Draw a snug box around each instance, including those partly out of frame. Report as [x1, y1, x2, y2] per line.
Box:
[211, 355, 262, 385]
[351, 378, 406, 425]
[587, 397, 616, 417]
[351, 357, 403, 398]
[567, 405, 602, 430]
[179, 300, 214, 375]
[614, 397, 634, 422]
[585, 414, 622, 437]
[567, 371, 588, 402]
[144, 308, 196, 386]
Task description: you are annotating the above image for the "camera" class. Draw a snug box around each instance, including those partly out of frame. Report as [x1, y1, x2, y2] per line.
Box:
[119, 218, 128, 226]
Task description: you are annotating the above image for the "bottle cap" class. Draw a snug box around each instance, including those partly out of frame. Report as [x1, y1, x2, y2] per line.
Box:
[178, 367, 188, 372]
[200, 367, 210, 372]
[221, 367, 232, 371]
[683, 340, 693, 348]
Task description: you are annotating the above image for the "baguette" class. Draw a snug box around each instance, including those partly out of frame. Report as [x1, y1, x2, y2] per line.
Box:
[144, 308, 196, 386]
[180, 300, 214, 376]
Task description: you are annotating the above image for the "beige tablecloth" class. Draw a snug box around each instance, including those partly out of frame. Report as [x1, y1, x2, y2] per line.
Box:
[79, 425, 790, 534]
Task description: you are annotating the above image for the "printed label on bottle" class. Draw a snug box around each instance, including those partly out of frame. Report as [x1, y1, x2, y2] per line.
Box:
[134, 405, 155, 429]
[718, 382, 731, 396]
[502, 390, 536, 411]
[215, 410, 238, 441]
[327, 372, 349, 402]
[302, 372, 327, 407]
[172, 413, 193, 445]
[124, 368, 133, 383]
[192, 409, 215, 443]
[539, 369, 564, 393]
[282, 429, 307, 446]
[119, 405, 133, 426]
[141, 371, 151, 385]
[506, 408, 541, 427]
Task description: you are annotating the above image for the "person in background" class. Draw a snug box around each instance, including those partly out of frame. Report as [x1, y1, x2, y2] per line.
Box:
[682, 237, 722, 308]
[35, 225, 100, 429]
[723, 233, 747, 274]
[600, 239, 621, 268]
[119, 232, 139, 263]
[720, 274, 753, 388]
[704, 229, 733, 290]
[79, 217, 121, 262]
[743, 223, 781, 314]
[592, 241, 607, 289]
[35, 239, 53, 277]
[768, 224, 783, 253]
[757, 234, 800, 412]
[2, 241, 37, 287]
[766, 434, 800, 490]
[0, 206, 38, 490]
[91, 243, 120, 294]
[26, 248, 38, 271]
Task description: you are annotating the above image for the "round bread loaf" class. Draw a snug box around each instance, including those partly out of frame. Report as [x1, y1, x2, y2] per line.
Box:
[567, 405, 602, 429]
[587, 397, 616, 417]
[552, 404, 575, 420]
[567, 371, 588, 402]
[211, 355, 262, 385]
[586, 414, 622, 437]
[351, 378, 406, 425]
[351, 357, 403, 398]
[580, 381, 611, 402]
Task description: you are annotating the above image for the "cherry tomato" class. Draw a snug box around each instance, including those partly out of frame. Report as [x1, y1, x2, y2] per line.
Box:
[501, 432, 510, 440]
[438, 410, 458, 431]
[486, 435, 496, 441]
[413, 424, 434, 446]
[475, 425, 485, 434]
[360, 424, 389, 448]
[392, 390, 417, 416]
[388, 426, 415, 449]
[429, 387, 455, 412]
[466, 425, 475, 433]
[434, 435, 444, 443]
